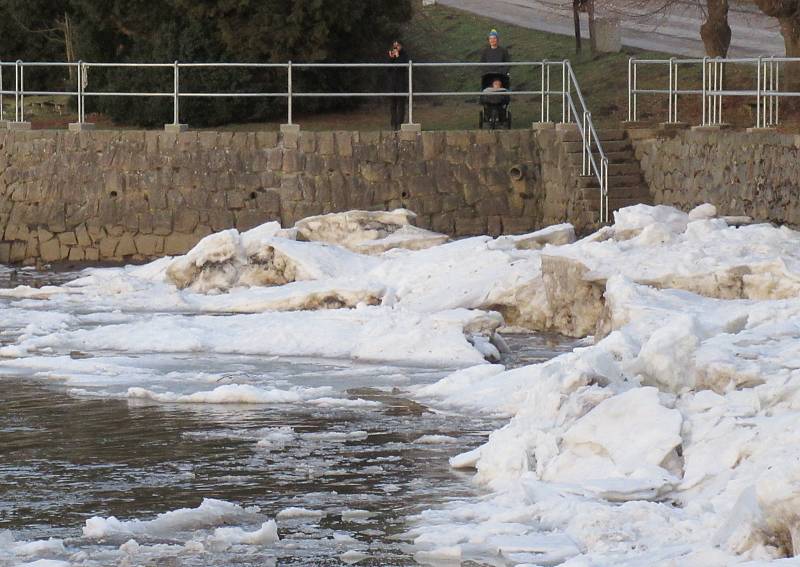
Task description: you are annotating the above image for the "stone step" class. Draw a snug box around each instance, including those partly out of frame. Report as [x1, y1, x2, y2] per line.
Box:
[581, 186, 651, 200]
[607, 163, 642, 176]
[561, 140, 632, 154]
[578, 174, 643, 188]
[557, 128, 627, 142]
[584, 197, 653, 210]
[567, 150, 636, 165]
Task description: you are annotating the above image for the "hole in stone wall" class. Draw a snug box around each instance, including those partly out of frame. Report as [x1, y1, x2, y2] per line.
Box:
[249, 192, 257, 200]
[109, 191, 118, 198]
[401, 191, 409, 198]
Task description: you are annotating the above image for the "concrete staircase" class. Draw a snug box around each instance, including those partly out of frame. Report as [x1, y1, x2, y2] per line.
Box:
[557, 127, 652, 225]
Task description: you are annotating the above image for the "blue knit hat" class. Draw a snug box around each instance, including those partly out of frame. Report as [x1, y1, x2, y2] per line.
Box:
[488, 29, 499, 38]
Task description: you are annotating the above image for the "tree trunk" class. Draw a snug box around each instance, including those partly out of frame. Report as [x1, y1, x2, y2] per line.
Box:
[587, 0, 597, 55]
[700, 0, 731, 57]
[573, 0, 582, 53]
[64, 11, 76, 84]
[779, 12, 800, 91]
[754, 0, 800, 90]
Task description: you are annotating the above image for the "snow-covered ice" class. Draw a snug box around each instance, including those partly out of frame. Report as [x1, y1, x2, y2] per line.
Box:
[4, 203, 800, 565]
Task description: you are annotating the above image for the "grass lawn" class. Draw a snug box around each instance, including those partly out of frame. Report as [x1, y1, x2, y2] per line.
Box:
[7, 1, 797, 131]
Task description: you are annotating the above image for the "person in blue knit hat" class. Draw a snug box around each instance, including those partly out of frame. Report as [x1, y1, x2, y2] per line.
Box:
[480, 28, 511, 75]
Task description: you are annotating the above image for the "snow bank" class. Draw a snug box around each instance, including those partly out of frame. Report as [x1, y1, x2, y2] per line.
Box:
[294, 208, 448, 253]
[2, 306, 501, 367]
[83, 498, 260, 538]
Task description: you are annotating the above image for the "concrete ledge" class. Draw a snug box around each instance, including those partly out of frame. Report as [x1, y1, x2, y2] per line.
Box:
[68, 123, 96, 132]
[532, 121, 555, 130]
[164, 123, 189, 133]
[280, 123, 300, 134]
[746, 127, 777, 133]
[659, 122, 690, 130]
[555, 122, 576, 132]
[622, 121, 651, 129]
[400, 123, 422, 132]
[7, 121, 32, 131]
[691, 124, 731, 132]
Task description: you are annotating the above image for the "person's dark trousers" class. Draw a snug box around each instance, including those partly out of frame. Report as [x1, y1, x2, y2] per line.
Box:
[390, 97, 405, 130]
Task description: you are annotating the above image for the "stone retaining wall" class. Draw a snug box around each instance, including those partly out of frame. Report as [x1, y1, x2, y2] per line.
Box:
[631, 128, 800, 226]
[0, 127, 579, 265]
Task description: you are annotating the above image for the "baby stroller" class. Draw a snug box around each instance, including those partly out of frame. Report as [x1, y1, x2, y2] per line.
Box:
[479, 73, 511, 130]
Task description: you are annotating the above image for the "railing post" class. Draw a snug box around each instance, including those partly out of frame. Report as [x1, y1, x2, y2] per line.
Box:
[288, 61, 293, 125]
[581, 111, 586, 175]
[165, 60, 187, 132]
[9, 60, 31, 129]
[400, 60, 420, 131]
[408, 59, 413, 125]
[701, 57, 707, 125]
[756, 56, 762, 128]
[173, 60, 179, 125]
[68, 61, 95, 131]
[633, 59, 638, 121]
[280, 61, 299, 134]
[540, 61, 545, 123]
[717, 57, 723, 124]
[627, 57, 632, 122]
[668, 57, 674, 123]
[602, 158, 609, 224]
[774, 57, 780, 125]
[673, 59, 679, 123]
[17, 60, 22, 122]
[768, 56, 775, 126]
[0, 60, 4, 125]
[78, 61, 84, 124]
[561, 61, 567, 123]
[546, 63, 551, 122]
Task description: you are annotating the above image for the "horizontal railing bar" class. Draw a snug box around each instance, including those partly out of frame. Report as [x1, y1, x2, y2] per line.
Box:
[412, 61, 556, 67]
[82, 92, 173, 97]
[11, 90, 78, 96]
[18, 62, 79, 67]
[177, 63, 288, 68]
[84, 63, 174, 68]
[414, 90, 544, 96]
[177, 92, 289, 98]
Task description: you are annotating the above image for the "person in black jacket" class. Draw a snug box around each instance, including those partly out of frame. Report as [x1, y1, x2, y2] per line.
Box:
[387, 40, 409, 130]
[480, 29, 511, 76]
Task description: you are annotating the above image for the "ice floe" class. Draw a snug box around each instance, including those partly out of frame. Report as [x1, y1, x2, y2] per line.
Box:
[4, 202, 800, 565]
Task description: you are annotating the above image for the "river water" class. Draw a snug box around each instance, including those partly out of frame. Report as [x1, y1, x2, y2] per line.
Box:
[0, 267, 581, 566]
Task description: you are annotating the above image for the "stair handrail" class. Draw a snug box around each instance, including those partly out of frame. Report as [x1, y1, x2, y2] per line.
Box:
[564, 61, 609, 224]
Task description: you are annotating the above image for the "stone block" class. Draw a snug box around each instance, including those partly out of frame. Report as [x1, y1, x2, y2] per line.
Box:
[115, 233, 137, 257]
[68, 246, 85, 261]
[68, 123, 96, 132]
[99, 236, 120, 259]
[455, 216, 487, 236]
[0, 243, 10, 263]
[135, 234, 164, 256]
[85, 247, 99, 261]
[10, 241, 27, 262]
[256, 131, 279, 148]
[58, 232, 78, 246]
[334, 132, 354, 157]
[164, 233, 200, 256]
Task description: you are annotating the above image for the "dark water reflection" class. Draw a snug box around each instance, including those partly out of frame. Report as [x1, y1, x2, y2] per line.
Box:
[0, 267, 582, 566]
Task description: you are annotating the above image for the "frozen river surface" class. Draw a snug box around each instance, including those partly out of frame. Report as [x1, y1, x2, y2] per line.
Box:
[0, 267, 578, 566]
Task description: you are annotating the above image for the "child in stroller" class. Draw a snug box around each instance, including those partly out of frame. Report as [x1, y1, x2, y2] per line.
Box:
[479, 73, 511, 130]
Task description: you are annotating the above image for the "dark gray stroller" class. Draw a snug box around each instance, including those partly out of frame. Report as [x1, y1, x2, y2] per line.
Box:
[479, 73, 511, 129]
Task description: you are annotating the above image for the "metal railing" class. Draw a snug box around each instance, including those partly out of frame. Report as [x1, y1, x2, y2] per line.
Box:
[628, 56, 799, 128]
[0, 58, 609, 223]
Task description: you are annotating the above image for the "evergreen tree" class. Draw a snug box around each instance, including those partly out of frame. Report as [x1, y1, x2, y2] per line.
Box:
[0, 0, 412, 126]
